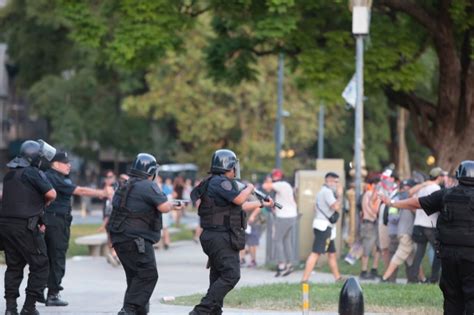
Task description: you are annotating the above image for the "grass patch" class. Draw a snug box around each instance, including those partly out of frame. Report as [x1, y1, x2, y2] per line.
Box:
[318, 254, 433, 279]
[168, 282, 443, 314]
[170, 228, 194, 242]
[68, 224, 102, 257]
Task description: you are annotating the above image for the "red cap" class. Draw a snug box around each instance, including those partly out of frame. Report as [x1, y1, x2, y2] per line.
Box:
[271, 168, 284, 180]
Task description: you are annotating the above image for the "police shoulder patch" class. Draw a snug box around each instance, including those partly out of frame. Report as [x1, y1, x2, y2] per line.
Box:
[151, 182, 162, 195]
[221, 180, 233, 191]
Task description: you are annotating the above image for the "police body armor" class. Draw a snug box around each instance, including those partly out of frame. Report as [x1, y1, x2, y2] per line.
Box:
[108, 178, 162, 234]
[0, 168, 45, 219]
[437, 185, 474, 247]
[196, 176, 246, 250]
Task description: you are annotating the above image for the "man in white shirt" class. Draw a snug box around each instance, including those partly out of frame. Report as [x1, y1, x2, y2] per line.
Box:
[410, 167, 447, 283]
[301, 172, 344, 282]
[262, 169, 298, 277]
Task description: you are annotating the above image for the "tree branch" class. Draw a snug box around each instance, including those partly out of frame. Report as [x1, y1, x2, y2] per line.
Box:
[384, 88, 437, 121]
[376, 0, 438, 35]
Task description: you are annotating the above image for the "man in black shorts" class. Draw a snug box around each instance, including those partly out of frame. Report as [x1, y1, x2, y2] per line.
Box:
[301, 172, 344, 282]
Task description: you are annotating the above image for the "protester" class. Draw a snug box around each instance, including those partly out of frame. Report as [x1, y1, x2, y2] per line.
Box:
[98, 170, 121, 267]
[410, 167, 446, 283]
[242, 193, 267, 267]
[380, 179, 417, 282]
[359, 181, 381, 280]
[376, 170, 398, 270]
[172, 176, 185, 226]
[157, 176, 172, 249]
[262, 169, 298, 277]
[301, 172, 344, 282]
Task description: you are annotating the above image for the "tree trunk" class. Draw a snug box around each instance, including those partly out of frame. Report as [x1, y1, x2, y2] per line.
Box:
[380, 2, 474, 173]
[432, 113, 474, 172]
[396, 108, 411, 179]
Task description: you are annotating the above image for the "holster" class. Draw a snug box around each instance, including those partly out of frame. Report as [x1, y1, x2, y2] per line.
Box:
[229, 226, 245, 251]
[27, 216, 40, 231]
[134, 237, 146, 254]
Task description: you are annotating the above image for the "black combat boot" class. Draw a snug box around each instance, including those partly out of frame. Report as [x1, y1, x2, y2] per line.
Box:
[45, 293, 68, 307]
[117, 307, 137, 315]
[36, 291, 46, 304]
[20, 295, 39, 315]
[19, 309, 38, 315]
[5, 298, 18, 315]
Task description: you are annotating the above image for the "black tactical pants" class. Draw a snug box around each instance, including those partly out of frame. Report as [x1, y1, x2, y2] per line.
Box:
[0, 219, 49, 301]
[114, 239, 158, 314]
[440, 255, 474, 315]
[44, 212, 72, 294]
[192, 230, 240, 315]
[411, 226, 441, 282]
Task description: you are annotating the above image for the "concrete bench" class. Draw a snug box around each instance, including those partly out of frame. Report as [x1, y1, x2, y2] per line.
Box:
[75, 233, 109, 257]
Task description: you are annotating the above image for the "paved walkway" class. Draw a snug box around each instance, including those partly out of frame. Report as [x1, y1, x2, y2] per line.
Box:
[0, 210, 383, 314]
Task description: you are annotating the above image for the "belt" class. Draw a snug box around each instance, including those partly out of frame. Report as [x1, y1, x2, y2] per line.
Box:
[45, 212, 71, 218]
[203, 226, 229, 232]
[362, 219, 376, 224]
[0, 217, 29, 224]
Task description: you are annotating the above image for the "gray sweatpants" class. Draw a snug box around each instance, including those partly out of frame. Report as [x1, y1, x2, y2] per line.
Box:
[273, 217, 296, 264]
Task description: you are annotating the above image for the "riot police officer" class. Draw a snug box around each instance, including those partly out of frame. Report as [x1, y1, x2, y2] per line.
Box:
[108, 153, 182, 315]
[380, 160, 474, 314]
[42, 151, 107, 306]
[0, 140, 57, 315]
[189, 149, 273, 315]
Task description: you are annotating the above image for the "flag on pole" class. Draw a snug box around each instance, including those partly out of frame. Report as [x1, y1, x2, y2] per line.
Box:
[342, 74, 356, 108]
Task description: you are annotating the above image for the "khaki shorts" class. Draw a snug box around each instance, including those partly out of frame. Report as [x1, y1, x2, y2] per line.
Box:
[378, 222, 390, 250]
[360, 221, 378, 256]
[391, 234, 415, 266]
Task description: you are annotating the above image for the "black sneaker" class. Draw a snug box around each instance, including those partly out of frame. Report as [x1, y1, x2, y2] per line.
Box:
[281, 266, 294, 277]
[45, 294, 68, 307]
[5, 310, 19, 315]
[359, 271, 369, 279]
[118, 308, 137, 315]
[370, 268, 379, 279]
[275, 266, 285, 277]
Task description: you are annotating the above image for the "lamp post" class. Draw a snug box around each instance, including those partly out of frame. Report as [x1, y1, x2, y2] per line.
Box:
[275, 52, 284, 169]
[351, 0, 371, 200]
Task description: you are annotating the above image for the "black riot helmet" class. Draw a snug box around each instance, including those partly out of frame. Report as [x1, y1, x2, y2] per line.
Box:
[210, 149, 241, 179]
[7, 139, 56, 169]
[456, 160, 474, 186]
[129, 153, 159, 180]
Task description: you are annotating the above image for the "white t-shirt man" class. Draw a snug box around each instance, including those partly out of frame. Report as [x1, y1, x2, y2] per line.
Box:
[313, 185, 337, 240]
[414, 183, 441, 228]
[272, 181, 297, 218]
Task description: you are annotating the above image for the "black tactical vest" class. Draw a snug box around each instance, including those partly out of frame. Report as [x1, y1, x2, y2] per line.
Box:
[108, 178, 162, 234]
[1, 168, 45, 219]
[197, 177, 246, 230]
[437, 185, 474, 247]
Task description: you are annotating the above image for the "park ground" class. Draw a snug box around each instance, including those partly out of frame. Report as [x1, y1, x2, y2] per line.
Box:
[0, 209, 443, 315]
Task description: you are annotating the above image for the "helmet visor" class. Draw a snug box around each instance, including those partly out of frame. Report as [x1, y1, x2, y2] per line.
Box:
[37, 140, 57, 162]
[234, 160, 241, 179]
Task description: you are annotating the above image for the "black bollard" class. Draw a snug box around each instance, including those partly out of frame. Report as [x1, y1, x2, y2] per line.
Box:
[338, 277, 364, 315]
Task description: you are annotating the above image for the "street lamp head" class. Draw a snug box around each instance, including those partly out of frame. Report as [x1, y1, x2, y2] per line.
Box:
[350, 0, 372, 35]
[349, 0, 372, 11]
